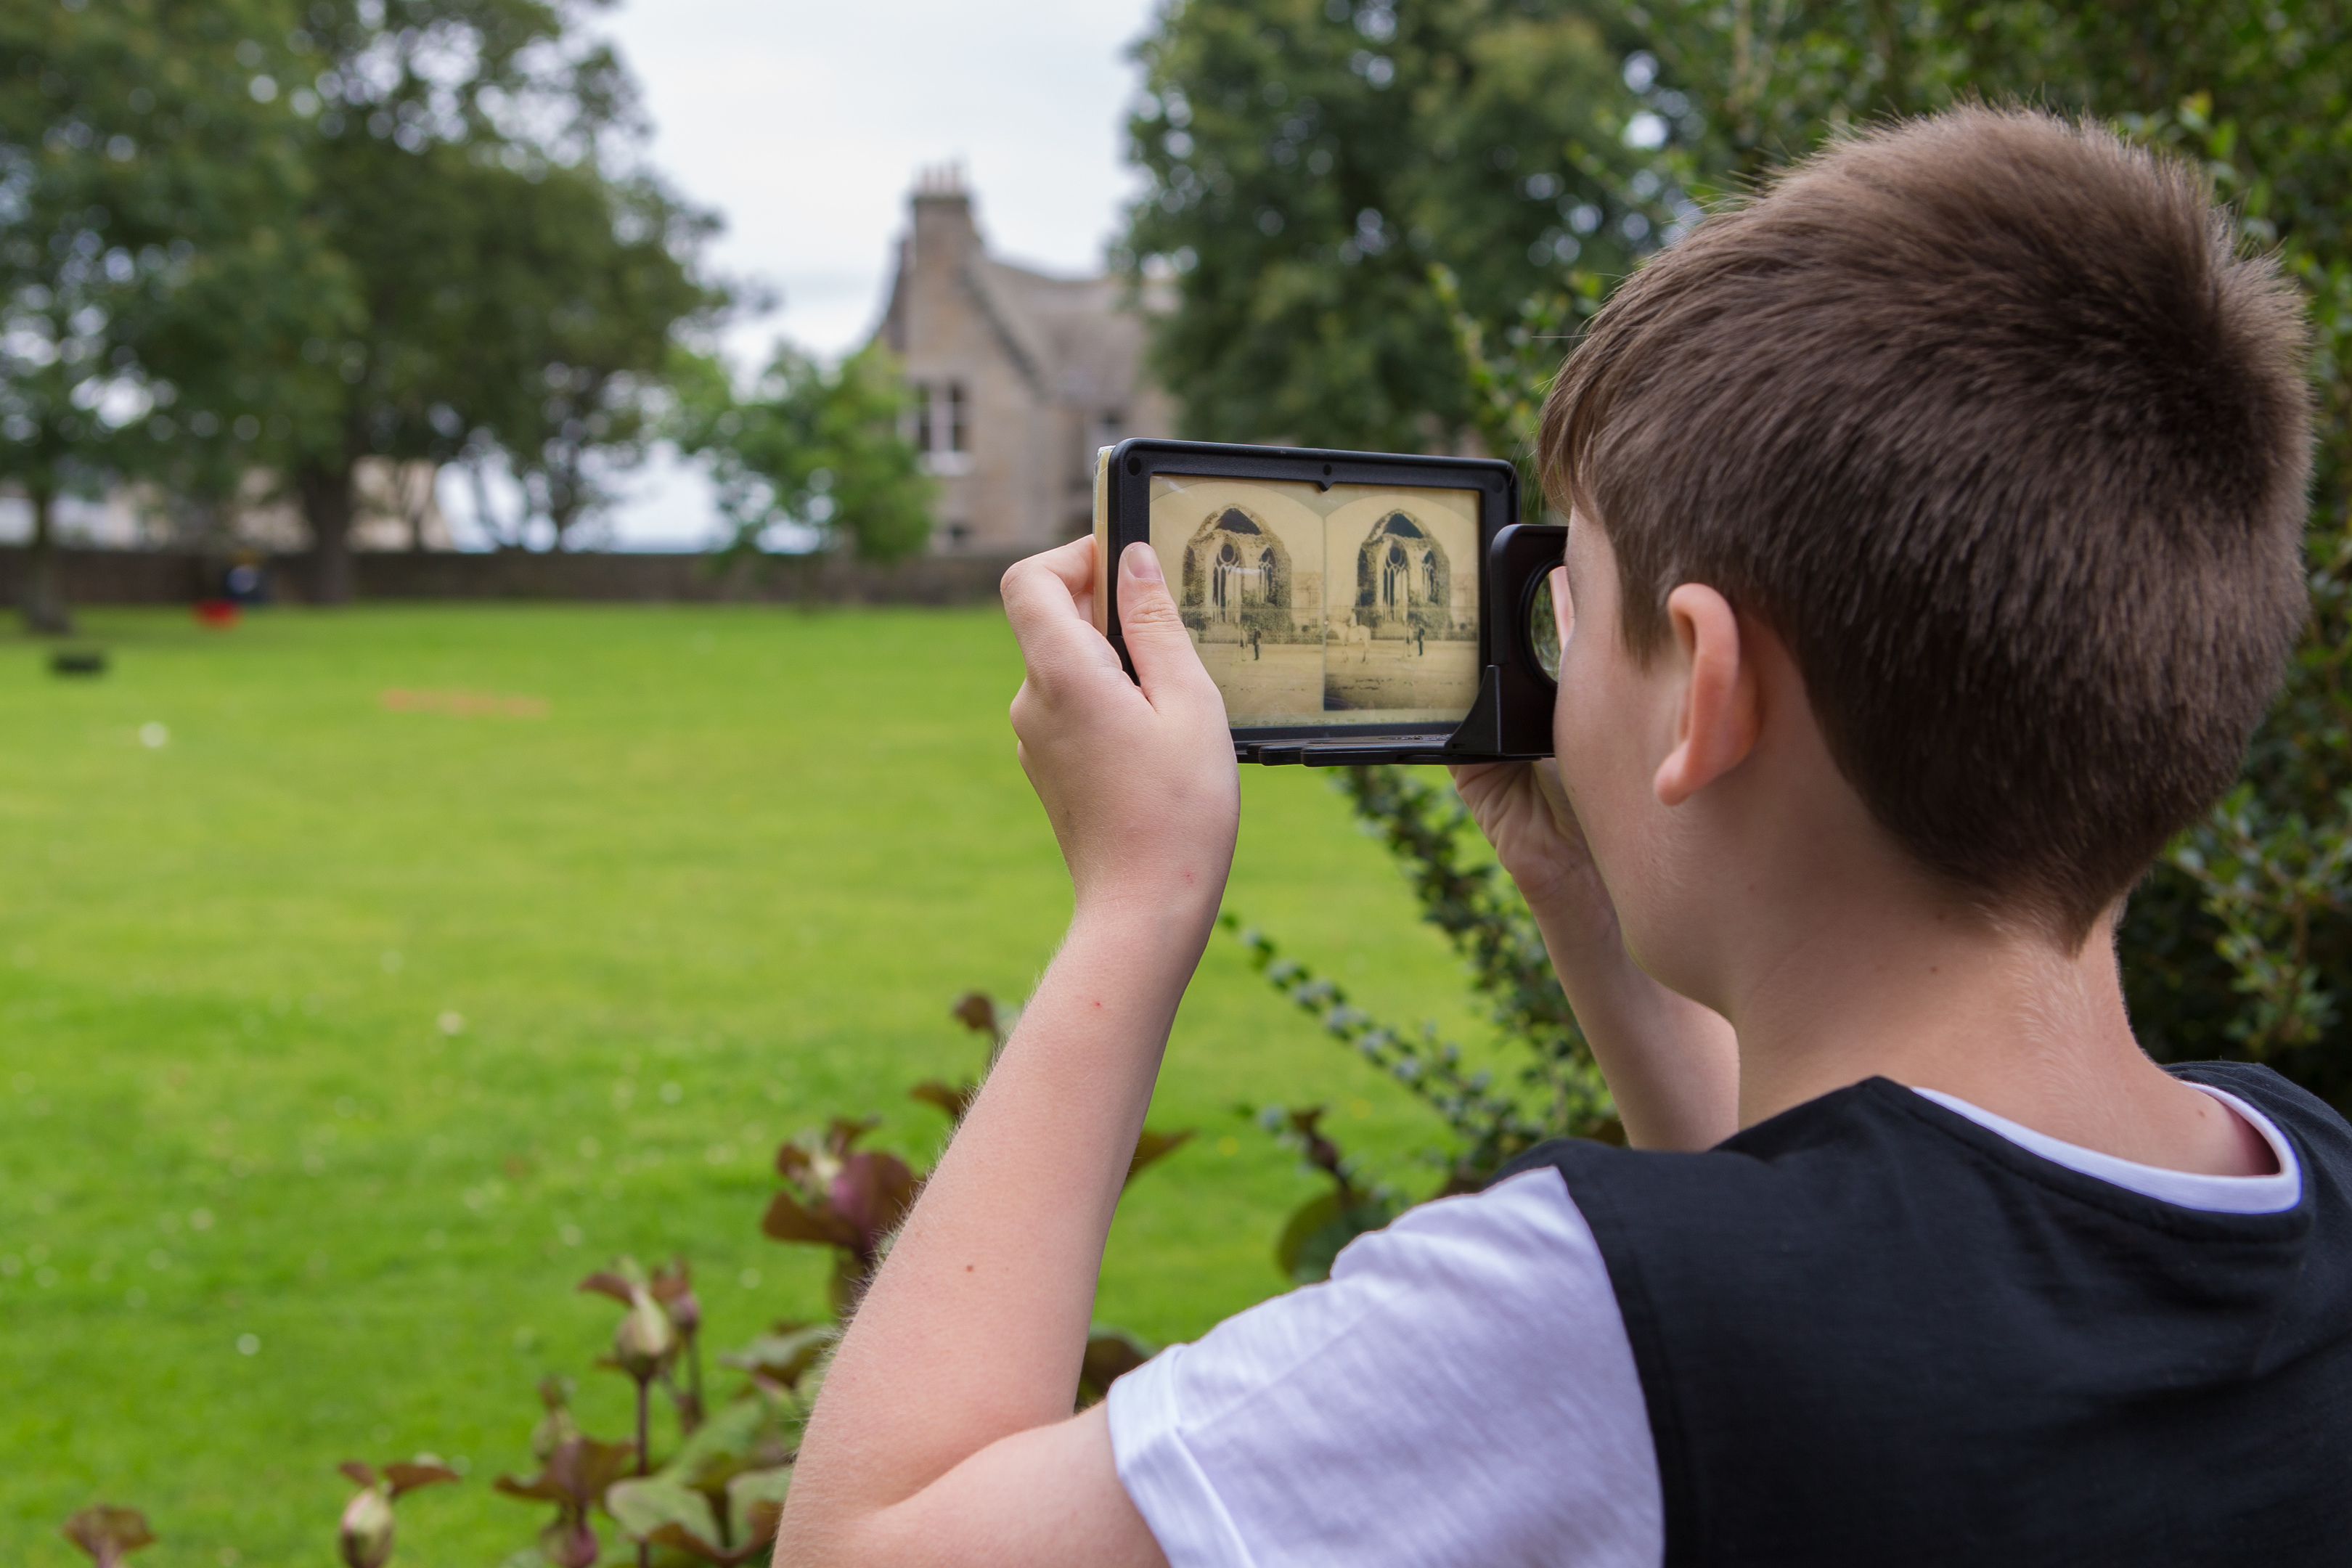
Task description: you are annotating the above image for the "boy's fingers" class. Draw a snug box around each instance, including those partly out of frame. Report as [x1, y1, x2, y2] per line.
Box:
[1000, 537, 1095, 631]
[1114, 542, 1212, 711]
[1001, 538, 1116, 685]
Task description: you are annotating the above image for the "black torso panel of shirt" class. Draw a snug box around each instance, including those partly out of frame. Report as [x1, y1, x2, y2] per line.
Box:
[1498, 1062, 2352, 1567]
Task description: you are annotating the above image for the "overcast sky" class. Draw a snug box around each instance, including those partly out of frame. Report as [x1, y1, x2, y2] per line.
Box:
[467, 0, 1163, 547]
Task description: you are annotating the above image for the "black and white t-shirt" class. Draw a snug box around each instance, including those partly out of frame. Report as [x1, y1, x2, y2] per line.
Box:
[1107, 1080, 2305, 1568]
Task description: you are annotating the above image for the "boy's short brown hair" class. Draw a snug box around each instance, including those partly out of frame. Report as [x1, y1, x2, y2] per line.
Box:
[1540, 107, 2312, 943]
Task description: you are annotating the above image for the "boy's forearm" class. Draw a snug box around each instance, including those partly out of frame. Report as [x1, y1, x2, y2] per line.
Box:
[777, 899, 1212, 1560]
[1524, 884, 1739, 1151]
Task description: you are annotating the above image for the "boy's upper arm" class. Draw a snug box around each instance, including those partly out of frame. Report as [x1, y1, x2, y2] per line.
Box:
[802, 1402, 1169, 1568]
[803, 1169, 1655, 1568]
[1103, 1167, 1662, 1568]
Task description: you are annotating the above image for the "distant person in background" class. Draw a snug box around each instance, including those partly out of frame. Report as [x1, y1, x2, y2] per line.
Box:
[223, 553, 269, 606]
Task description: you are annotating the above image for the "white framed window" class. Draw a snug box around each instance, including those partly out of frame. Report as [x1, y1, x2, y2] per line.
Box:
[913, 381, 973, 475]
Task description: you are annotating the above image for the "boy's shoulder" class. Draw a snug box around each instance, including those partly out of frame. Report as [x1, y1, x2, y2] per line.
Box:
[1493, 1066, 2352, 1565]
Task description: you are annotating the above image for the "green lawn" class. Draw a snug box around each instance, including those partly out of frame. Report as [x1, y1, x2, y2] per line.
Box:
[0, 604, 1503, 1567]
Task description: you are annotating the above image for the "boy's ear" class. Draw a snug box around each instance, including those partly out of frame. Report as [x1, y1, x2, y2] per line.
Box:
[1654, 584, 1760, 807]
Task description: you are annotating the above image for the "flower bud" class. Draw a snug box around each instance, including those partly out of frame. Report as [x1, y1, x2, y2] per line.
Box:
[613, 1291, 676, 1381]
[338, 1486, 396, 1568]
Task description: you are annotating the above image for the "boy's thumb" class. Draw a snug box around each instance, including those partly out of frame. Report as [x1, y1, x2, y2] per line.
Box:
[1116, 542, 1204, 700]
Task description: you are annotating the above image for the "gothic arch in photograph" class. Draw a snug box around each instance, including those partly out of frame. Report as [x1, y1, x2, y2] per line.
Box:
[1180, 507, 1293, 626]
[1353, 510, 1452, 632]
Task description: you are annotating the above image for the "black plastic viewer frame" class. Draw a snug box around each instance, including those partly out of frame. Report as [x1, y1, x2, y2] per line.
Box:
[1091, 436, 1564, 766]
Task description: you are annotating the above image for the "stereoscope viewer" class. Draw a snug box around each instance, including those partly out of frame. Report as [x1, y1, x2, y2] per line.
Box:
[1092, 438, 1564, 765]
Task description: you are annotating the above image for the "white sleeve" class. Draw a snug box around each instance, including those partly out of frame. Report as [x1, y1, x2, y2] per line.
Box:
[1105, 1166, 1662, 1568]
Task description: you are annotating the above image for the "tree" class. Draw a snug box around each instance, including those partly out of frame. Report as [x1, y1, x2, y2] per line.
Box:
[667, 342, 932, 566]
[1122, 0, 1659, 452]
[285, 0, 721, 596]
[450, 166, 724, 551]
[1, 0, 722, 611]
[0, 0, 340, 632]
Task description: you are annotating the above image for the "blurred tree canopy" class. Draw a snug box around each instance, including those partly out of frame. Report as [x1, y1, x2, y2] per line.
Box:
[1122, 0, 1665, 452]
[2, 0, 923, 617]
[1133, 0, 2352, 1110]
[273, 0, 727, 599]
[666, 342, 933, 565]
[0, 0, 341, 631]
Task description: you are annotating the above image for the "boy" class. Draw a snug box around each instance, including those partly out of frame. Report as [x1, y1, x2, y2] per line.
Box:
[775, 107, 2351, 1566]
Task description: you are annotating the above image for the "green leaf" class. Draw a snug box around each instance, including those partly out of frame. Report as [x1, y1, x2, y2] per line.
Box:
[725, 1466, 793, 1549]
[1276, 1192, 1402, 1286]
[660, 1387, 788, 1494]
[606, 1475, 722, 1553]
[718, 1323, 836, 1393]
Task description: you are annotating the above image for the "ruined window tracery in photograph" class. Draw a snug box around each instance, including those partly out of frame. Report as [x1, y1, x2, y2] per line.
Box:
[1351, 511, 1453, 634]
[1183, 507, 1293, 626]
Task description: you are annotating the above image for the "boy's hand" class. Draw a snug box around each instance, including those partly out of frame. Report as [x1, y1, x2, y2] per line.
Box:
[1451, 756, 1739, 1150]
[1450, 757, 1619, 953]
[1003, 536, 1238, 929]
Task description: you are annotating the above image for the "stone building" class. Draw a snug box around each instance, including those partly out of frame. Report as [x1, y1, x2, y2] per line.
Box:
[872, 167, 1174, 554]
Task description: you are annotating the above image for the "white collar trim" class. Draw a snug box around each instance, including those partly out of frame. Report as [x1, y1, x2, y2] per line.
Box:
[1910, 1083, 2302, 1215]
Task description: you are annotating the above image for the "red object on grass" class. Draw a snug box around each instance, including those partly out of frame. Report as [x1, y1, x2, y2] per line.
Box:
[194, 599, 240, 629]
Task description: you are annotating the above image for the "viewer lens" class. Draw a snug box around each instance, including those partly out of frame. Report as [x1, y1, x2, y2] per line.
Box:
[1527, 574, 1561, 684]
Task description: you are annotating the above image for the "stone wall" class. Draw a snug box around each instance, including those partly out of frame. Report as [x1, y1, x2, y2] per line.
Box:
[0, 547, 1027, 608]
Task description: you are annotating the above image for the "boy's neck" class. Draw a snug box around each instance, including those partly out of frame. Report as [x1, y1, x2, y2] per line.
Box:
[1723, 902, 2277, 1179]
[1594, 580, 2271, 1179]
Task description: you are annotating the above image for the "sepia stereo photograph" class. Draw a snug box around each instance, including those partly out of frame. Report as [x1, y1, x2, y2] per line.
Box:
[1146, 474, 1482, 729]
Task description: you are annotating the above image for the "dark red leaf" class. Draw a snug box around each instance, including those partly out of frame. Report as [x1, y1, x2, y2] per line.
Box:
[1082, 1331, 1151, 1393]
[1124, 1128, 1193, 1187]
[760, 1190, 862, 1251]
[829, 1150, 921, 1251]
[650, 1259, 701, 1333]
[950, 991, 998, 1036]
[61, 1505, 155, 1567]
[383, 1462, 460, 1498]
[908, 1079, 977, 1122]
[576, 1270, 636, 1305]
[648, 1259, 693, 1302]
[494, 1470, 565, 1504]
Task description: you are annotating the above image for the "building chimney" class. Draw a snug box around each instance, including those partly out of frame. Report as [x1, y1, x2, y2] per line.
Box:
[909, 161, 978, 273]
